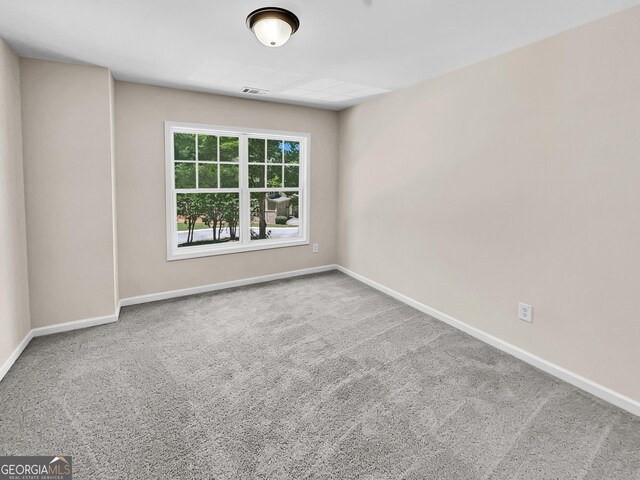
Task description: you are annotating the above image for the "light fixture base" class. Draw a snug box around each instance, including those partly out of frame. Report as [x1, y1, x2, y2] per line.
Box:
[246, 7, 300, 34]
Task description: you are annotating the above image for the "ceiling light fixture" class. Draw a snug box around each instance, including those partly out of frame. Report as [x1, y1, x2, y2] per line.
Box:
[246, 7, 300, 48]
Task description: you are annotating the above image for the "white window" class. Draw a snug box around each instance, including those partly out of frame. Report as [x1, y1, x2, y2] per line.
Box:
[165, 122, 309, 260]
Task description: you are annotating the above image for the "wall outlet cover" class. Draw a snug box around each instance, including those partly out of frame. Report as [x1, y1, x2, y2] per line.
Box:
[519, 303, 533, 323]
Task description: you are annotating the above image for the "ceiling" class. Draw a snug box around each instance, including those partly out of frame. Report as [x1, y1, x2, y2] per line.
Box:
[0, 0, 638, 110]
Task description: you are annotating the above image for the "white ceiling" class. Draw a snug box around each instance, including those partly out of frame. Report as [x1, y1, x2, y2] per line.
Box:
[0, 0, 638, 110]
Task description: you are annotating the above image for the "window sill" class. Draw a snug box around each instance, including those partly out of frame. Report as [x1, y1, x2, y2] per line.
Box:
[167, 238, 310, 261]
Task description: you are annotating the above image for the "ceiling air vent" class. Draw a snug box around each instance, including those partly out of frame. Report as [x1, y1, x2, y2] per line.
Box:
[241, 87, 268, 96]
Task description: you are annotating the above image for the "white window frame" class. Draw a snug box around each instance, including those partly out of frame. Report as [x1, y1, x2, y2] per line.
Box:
[165, 121, 310, 261]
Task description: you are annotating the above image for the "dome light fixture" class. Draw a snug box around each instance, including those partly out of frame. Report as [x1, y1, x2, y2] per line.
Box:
[246, 7, 300, 48]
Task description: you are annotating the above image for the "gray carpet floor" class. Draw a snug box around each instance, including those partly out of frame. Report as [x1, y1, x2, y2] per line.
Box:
[1, 271, 639, 479]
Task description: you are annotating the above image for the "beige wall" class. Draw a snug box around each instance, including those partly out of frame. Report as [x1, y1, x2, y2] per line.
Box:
[115, 82, 339, 298]
[20, 59, 118, 327]
[338, 7, 640, 402]
[0, 39, 31, 367]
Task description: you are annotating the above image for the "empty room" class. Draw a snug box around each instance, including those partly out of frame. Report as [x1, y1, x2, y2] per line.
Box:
[1, 0, 640, 478]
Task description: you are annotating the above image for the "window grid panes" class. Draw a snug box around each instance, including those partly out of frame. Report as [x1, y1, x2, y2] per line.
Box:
[168, 124, 307, 259]
[247, 137, 300, 242]
[172, 133, 241, 247]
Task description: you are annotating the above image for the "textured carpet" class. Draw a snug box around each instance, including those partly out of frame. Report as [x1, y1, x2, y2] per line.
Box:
[1, 271, 639, 479]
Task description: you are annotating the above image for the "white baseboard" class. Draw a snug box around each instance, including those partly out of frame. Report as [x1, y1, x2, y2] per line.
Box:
[4, 262, 639, 418]
[1, 265, 336, 383]
[120, 264, 338, 307]
[1, 313, 118, 383]
[0, 330, 34, 382]
[30, 312, 119, 338]
[336, 265, 640, 418]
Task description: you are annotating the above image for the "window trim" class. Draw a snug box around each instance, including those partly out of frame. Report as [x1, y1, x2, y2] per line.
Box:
[165, 121, 310, 261]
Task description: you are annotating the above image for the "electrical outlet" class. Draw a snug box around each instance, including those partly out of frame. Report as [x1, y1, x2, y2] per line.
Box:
[312, 243, 319, 253]
[519, 303, 532, 323]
